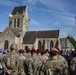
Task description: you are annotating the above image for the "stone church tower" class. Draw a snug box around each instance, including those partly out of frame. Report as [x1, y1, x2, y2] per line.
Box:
[9, 6, 29, 37]
[9, 6, 30, 49]
[0, 5, 29, 50]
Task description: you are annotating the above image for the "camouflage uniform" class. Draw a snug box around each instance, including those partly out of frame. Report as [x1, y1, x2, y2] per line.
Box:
[24, 53, 31, 75]
[28, 56, 39, 75]
[18, 55, 26, 75]
[40, 47, 68, 75]
[37, 54, 44, 75]
[2, 52, 19, 75]
[70, 57, 76, 75]
[58, 55, 68, 69]
[40, 58, 68, 75]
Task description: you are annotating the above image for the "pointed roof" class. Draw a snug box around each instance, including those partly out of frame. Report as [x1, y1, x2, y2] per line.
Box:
[60, 38, 75, 50]
[23, 30, 59, 44]
[10, 27, 20, 37]
[1, 26, 20, 37]
[11, 6, 26, 15]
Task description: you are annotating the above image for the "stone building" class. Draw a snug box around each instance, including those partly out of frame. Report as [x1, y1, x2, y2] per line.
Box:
[0, 5, 61, 51]
[60, 38, 75, 51]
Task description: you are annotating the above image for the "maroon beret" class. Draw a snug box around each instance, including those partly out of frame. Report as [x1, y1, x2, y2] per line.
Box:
[31, 49, 37, 53]
[37, 49, 41, 53]
[45, 49, 49, 53]
[19, 49, 24, 54]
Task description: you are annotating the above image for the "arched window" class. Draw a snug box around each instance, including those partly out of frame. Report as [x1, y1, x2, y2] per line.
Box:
[14, 19, 16, 27]
[38, 41, 41, 49]
[17, 18, 20, 27]
[50, 41, 54, 50]
[25, 46, 28, 50]
[42, 40, 45, 50]
[4, 40, 9, 50]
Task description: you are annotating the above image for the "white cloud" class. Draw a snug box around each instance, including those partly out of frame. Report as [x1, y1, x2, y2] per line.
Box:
[30, 7, 75, 26]
[30, 19, 42, 26]
[54, 21, 60, 25]
[38, 0, 67, 12]
[65, 27, 74, 31]
[0, 0, 18, 6]
[60, 27, 75, 38]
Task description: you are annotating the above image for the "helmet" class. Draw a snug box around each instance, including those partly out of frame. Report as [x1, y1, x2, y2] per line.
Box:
[10, 43, 17, 50]
[51, 47, 61, 54]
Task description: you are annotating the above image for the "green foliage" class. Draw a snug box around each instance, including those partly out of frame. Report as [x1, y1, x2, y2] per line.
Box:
[66, 35, 76, 50]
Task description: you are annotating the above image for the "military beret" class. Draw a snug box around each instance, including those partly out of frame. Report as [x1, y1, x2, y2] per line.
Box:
[37, 49, 41, 54]
[31, 49, 37, 53]
[45, 49, 49, 53]
[19, 49, 24, 54]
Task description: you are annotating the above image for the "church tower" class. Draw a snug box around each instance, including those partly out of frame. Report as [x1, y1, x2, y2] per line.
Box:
[9, 5, 29, 37]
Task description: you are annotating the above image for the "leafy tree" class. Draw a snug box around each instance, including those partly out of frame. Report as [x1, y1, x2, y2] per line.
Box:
[66, 35, 76, 50]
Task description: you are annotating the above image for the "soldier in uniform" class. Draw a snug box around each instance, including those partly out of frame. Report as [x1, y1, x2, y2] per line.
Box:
[45, 49, 49, 58]
[55, 47, 68, 74]
[40, 47, 68, 75]
[18, 49, 26, 75]
[28, 49, 39, 75]
[24, 48, 31, 75]
[70, 51, 76, 75]
[41, 50, 49, 64]
[2, 43, 19, 75]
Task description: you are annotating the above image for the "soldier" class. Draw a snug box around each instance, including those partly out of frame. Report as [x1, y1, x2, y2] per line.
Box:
[24, 48, 31, 75]
[28, 49, 39, 75]
[41, 50, 49, 64]
[70, 51, 76, 75]
[45, 49, 49, 58]
[18, 49, 26, 75]
[55, 47, 68, 73]
[40, 47, 68, 75]
[2, 43, 19, 75]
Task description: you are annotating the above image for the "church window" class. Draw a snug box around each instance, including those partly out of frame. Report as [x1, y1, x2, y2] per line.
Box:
[14, 19, 16, 27]
[50, 41, 54, 50]
[25, 46, 28, 50]
[4, 40, 9, 50]
[38, 41, 41, 49]
[17, 18, 20, 27]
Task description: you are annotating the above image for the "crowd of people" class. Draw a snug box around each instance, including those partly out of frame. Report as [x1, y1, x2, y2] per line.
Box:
[0, 43, 76, 75]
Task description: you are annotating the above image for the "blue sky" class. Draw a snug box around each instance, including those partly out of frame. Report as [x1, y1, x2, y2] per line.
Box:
[0, 0, 76, 40]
